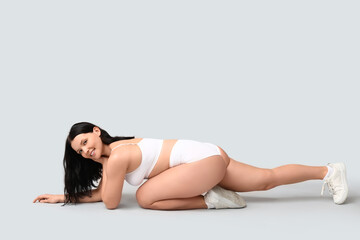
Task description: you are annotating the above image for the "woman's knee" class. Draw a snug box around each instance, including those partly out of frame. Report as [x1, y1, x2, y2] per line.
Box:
[261, 169, 277, 190]
[135, 186, 153, 209]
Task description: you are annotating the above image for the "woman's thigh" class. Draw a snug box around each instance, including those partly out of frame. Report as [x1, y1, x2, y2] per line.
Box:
[136, 155, 226, 207]
[218, 158, 272, 192]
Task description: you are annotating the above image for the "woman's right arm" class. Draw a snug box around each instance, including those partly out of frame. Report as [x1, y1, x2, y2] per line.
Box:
[33, 177, 104, 204]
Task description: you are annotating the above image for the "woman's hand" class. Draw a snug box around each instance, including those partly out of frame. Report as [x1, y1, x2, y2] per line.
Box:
[33, 194, 64, 203]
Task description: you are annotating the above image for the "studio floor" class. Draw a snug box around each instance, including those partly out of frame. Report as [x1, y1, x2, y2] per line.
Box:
[7, 180, 358, 240]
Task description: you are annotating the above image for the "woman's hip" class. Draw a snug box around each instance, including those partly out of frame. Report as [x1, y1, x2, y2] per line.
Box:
[169, 139, 222, 168]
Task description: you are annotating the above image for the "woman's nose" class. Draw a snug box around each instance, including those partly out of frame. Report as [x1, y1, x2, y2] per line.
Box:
[82, 147, 89, 156]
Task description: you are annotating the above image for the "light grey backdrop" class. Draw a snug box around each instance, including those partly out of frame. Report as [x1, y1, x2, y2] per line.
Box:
[1, 1, 359, 240]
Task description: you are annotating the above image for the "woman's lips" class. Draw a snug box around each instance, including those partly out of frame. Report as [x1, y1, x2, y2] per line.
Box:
[91, 149, 95, 156]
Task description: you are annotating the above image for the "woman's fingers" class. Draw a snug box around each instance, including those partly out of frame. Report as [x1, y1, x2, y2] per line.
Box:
[33, 194, 49, 203]
[33, 196, 41, 203]
[33, 194, 60, 203]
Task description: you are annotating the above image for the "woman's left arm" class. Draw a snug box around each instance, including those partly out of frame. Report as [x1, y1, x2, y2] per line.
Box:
[101, 152, 128, 210]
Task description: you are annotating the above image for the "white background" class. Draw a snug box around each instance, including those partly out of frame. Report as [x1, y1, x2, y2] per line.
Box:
[1, 1, 359, 239]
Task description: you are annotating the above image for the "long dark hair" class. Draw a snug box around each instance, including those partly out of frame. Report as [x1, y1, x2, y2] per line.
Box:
[62, 122, 135, 205]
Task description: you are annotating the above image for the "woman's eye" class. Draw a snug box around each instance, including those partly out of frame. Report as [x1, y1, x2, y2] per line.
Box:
[78, 140, 87, 154]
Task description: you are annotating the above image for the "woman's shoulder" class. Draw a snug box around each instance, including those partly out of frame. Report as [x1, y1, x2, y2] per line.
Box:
[106, 147, 132, 173]
[108, 138, 144, 171]
[109, 138, 144, 148]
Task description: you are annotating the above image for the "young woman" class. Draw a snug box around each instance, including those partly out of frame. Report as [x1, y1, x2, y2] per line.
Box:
[33, 122, 348, 210]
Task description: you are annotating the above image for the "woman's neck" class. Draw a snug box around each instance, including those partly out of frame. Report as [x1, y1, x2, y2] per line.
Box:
[96, 143, 112, 165]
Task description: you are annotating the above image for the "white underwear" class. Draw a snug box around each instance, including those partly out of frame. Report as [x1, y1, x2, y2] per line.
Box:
[169, 139, 222, 168]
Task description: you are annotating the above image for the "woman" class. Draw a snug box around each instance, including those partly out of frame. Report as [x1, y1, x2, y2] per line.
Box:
[33, 122, 348, 210]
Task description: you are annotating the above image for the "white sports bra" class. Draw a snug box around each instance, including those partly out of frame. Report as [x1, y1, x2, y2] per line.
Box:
[111, 138, 164, 186]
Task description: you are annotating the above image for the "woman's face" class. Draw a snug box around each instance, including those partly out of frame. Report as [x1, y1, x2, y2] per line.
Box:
[70, 127, 103, 160]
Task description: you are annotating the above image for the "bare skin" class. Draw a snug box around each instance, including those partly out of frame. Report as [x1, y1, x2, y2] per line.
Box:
[33, 127, 328, 210]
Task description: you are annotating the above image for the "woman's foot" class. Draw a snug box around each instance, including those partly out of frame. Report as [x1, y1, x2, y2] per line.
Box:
[204, 185, 246, 209]
[321, 162, 348, 204]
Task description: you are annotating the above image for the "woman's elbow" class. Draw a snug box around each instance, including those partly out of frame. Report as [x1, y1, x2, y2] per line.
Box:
[104, 199, 120, 210]
[106, 205, 118, 210]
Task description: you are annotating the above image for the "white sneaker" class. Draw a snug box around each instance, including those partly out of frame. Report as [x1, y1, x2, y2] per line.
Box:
[321, 162, 348, 204]
[204, 185, 246, 209]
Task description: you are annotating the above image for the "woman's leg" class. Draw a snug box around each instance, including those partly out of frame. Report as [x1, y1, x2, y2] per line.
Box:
[136, 155, 227, 210]
[218, 158, 328, 192]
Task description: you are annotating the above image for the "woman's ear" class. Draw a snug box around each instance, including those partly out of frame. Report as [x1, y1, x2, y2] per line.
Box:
[93, 126, 101, 136]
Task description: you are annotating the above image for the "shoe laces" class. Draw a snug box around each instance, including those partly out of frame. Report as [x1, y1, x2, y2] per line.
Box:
[321, 179, 335, 196]
[321, 175, 344, 196]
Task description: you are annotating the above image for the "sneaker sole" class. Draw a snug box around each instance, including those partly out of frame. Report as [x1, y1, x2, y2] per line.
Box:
[212, 186, 246, 208]
[331, 162, 349, 204]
